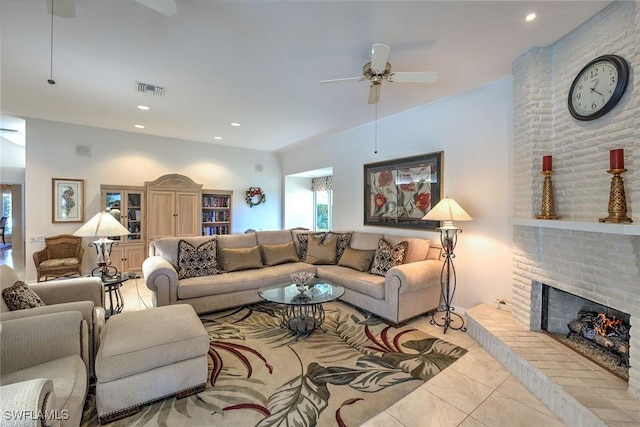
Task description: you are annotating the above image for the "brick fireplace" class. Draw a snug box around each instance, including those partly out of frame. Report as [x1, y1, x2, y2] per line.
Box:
[507, 0, 640, 396]
[469, 2, 640, 425]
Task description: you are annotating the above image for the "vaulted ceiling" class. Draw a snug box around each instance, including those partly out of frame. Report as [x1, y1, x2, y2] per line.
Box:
[1, 1, 610, 152]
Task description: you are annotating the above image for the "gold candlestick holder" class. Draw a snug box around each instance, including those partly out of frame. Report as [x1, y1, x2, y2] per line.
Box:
[536, 170, 561, 220]
[599, 169, 632, 223]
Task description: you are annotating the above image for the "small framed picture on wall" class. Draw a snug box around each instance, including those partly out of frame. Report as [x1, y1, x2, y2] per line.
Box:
[52, 178, 84, 223]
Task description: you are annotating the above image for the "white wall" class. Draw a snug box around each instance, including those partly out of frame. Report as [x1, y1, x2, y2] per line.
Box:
[282, 78, 514, 310]
[24, 119, 282, 281]
[284, 176, 314, 229]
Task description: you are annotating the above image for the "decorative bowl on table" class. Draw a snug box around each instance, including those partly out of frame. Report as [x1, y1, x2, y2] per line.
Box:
[290, 272, 315, 292]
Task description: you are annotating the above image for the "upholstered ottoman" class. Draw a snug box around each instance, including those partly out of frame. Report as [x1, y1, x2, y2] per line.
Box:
[95, 304, 209, 424]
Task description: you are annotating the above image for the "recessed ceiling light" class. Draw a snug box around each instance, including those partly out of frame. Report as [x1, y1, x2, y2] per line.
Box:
[525, 12, 537, 22]
[136, 105, 150, 111]
[134, 124, 145, 129]
[230, 122, 241, 127]
[213, 136, 223, 140]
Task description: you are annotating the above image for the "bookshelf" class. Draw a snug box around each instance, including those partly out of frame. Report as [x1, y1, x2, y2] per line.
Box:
[202, 190, 233, 235]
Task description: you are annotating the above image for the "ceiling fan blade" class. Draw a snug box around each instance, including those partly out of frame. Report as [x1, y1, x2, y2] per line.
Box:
[371, 44, 391, 74]
[389, 71, 439, 83]
[368, 84, 381, 104]
[134, 0, 177, 16]
[318, 77, 364, 84]
[46, 0, 75, 18]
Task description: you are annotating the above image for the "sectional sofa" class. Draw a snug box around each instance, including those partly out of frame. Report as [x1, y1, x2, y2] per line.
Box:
[143, 229, 443, 324]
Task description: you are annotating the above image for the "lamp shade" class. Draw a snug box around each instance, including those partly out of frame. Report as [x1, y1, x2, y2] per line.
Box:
[73, 212, 131, 237]
[422, 197, 473, 226]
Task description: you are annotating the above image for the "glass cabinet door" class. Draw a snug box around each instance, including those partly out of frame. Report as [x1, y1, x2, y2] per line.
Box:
[125, 191, 144, 242]
[104, 191, 123, 241]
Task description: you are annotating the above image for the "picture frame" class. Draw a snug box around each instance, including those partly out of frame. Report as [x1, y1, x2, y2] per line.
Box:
[364, 151, 443, 230]
[52, 178, 84, 223]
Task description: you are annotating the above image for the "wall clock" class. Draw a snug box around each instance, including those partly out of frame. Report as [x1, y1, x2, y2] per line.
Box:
[567, 54, 629, 121]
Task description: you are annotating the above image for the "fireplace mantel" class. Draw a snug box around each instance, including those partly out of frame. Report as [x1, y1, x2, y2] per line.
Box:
[513, 218, 640, 236]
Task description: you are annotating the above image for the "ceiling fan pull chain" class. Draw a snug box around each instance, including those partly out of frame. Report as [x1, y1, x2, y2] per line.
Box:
[374, 100, 378, 154]
[48, 2, 56, 85]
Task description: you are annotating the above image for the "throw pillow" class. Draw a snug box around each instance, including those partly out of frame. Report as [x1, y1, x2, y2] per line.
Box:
[2, 281, 46, 310]
[369, 239, 409, 276]
[177, 239, 219, 279]
[261, 242, 299, 266]
[220, 246, 264, 272]
[338, 247, 376, 272]
[305, 234, 338, 265]
[296, 232, 327, 260]
[328, 232, 352, 262]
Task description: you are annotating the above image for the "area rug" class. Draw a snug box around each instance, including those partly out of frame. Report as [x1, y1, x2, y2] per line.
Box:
[82, 301, 467, 426]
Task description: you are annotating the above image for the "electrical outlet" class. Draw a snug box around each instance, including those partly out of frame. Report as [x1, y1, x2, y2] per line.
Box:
[29, 235, 45, 243]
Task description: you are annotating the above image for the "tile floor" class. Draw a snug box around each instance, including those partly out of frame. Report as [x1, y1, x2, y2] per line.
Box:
[114, 278, 568, 427]
[0, 247, 567, 427]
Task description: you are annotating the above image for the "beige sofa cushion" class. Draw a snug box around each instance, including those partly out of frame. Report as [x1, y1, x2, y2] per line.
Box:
[384, 235, 430, 263]
[260, 242, 299, 266]
[316, 265, 386, 300]
[349, 232, 384, 250]
[219, 246, 263, 272]
[217, 233, 258, 250]
[255, 230, 294, 246]
[338, 247, 376, 272]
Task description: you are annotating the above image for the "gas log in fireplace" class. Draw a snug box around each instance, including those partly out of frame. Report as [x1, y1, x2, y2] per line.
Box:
[541, 285, 631, 381]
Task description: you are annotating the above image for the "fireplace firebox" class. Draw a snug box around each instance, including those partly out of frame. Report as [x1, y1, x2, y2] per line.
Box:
[541, 285, 631, 381]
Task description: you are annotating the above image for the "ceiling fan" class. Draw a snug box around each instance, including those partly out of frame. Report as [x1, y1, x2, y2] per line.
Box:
[319, 44, 439, 104]
[46, 0, 178, 18]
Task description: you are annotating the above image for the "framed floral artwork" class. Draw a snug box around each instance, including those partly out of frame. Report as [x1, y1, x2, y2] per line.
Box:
[364, 152, 443, 230]
[52, 178, 84, 223]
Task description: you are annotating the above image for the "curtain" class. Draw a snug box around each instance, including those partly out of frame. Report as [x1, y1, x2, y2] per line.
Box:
[311, 176, 333, 191]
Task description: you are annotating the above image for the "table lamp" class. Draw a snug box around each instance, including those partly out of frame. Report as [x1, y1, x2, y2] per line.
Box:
[74, 211, 130, 278]
[422, 197, 473, 333]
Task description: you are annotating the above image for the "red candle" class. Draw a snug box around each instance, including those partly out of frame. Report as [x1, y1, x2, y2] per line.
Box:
[610, 149, 624, 170]
[542, 155, 552, 172]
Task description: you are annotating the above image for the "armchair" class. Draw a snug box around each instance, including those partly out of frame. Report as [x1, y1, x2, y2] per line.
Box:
[0, 311, 88, 427]
[33, 234, 84, 282]
[1, 265, 105, 377]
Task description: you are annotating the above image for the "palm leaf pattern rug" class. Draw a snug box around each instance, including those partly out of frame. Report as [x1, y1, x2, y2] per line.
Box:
[83, 301, 467, 426]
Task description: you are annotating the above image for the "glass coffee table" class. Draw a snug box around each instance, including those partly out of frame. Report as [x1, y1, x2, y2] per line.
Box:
[258, 280, 344, 339]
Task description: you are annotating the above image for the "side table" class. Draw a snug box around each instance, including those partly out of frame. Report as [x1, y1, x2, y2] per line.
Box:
[101, 272, 136, 318]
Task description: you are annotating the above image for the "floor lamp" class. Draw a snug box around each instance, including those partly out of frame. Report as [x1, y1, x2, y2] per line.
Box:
[422, 197, 473, 333]
[74, 211, 130, 279]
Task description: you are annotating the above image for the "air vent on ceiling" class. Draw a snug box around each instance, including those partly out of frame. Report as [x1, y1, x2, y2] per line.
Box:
[0, 128, 19, 133]
[136, 82, 165, 96]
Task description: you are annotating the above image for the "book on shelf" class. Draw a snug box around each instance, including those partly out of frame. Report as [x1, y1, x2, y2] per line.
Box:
[202, 196, 230, 208]
[202, 225, 229, 235]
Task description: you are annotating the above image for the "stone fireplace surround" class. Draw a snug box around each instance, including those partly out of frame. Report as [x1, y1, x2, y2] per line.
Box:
[466, 220, 640, 425]
[466, 2, 640, 424]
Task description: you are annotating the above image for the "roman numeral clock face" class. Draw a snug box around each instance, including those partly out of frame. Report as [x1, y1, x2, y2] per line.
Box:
[568, 55, 629, 121]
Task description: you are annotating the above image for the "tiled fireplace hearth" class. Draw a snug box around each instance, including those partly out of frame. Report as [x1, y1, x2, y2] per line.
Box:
[467, 221, 640, 426]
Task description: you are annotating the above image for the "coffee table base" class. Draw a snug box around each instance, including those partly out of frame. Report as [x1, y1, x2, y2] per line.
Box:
[281, 303, 326, 339]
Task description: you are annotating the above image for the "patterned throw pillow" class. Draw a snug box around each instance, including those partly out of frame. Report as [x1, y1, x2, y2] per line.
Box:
[328, 232, 352, 262]
[177, 239, 219, 279]
[2, 281, 46, 310]
[369, 239, 409, 276]
[296, 232, 327, 260]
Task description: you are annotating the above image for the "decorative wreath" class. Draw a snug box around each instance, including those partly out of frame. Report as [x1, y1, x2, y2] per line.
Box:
[245, 187, 266, 207]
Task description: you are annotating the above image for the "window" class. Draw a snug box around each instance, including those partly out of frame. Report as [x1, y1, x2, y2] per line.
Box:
[314, 190, 332, 231]
[312, 176, 333, 231]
